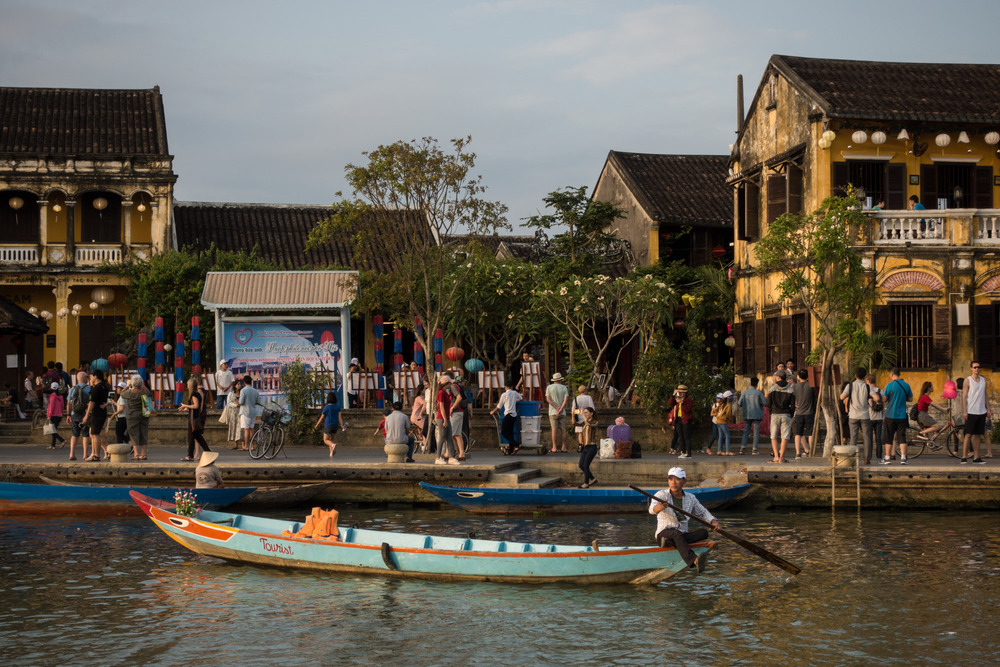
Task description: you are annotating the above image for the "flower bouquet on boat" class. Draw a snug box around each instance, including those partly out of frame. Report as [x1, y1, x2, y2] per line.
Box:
[129, 490, 713, 585]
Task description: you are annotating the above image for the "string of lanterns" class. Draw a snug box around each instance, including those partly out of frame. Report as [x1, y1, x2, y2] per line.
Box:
[818, 127, 1000, 151]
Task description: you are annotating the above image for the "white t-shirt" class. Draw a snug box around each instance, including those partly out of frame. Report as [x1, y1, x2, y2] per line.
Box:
[215, 369, 235, 396]
[966, 376, 988, 415]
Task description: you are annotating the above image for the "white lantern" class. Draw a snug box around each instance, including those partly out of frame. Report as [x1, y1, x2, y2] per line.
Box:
[89, 301, 99, 311]
[852, 130, 868, 144]
[897, 129, 910, 141]
[818, 137, 832, 149]
[822, 130, 836, 142]
[958, 131, 970, 144]
[28, 306, 38, 315]
[91, 287, 115, 305]
[40, 310, 52, 321]
[986, 131, 1000, 145]
[935, 133, 951, 147]
[92, 197, 108, 211]
[871, 131, 887, 145]
[163, 344, 173, 353]
[72, 303, 81, 312]
[8, 196, 23, 210]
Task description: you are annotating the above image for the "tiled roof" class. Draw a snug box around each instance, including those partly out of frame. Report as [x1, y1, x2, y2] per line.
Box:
[607, 152, 731, 228]
[0, 295, 48, 335]
[202, 271, 357, 310]
[772, 55, 1000, 123]
[173, 202, 432, 273]
[0, 86, 169, 155]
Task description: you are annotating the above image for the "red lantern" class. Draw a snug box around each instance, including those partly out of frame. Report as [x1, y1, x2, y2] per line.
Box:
[445, 346, 465, 362]
[108, 352, 128, 368]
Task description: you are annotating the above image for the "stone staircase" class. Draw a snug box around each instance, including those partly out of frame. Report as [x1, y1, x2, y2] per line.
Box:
[489, 461, 562, 488]
[0, 420, 32, 445]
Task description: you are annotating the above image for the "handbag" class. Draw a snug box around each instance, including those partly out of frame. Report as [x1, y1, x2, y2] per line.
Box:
[43, 423, 57, 436]
[599, 437, 615, 459]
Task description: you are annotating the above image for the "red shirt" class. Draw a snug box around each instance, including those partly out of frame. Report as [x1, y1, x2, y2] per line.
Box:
[436, 387, 452, 420]
[917, 394, 933, 412]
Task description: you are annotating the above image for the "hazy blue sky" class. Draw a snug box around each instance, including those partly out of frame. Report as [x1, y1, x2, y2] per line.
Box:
[3, 1, 999, 227]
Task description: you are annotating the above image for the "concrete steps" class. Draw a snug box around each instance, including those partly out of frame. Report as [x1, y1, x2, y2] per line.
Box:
[490, 464, 562, 488]
[0, 421, 32, 444]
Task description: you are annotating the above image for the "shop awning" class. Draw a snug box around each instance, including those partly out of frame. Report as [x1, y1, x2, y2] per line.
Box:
[201, 271, 358, 311]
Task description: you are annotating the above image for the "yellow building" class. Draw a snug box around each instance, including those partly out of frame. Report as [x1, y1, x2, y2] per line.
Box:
[729, 55, 1000, 389]
[0, 86, 176, 382]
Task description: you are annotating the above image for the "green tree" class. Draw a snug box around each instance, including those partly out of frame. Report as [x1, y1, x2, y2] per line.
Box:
[308, 136, 508, 417]
[754, 193, 878, 456]
[524, 186, 623, 269]
[279, 358, 330, 445]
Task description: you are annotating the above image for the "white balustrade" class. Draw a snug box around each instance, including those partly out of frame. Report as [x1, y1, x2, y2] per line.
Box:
[976, 215, 1000, 242]
[0, 246, 38, 263]
[875, 212, 947, 242]
[75, 246, 122, 264]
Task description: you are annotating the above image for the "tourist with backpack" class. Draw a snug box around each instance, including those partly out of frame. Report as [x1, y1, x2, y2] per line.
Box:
[865, 374, 884, 462]
[67, 371, 92, 461]
[120, 375, 152, 460]
[81, 370, 111, 461]
[840, 367, 873, 464]
[178, 377, 210, 461]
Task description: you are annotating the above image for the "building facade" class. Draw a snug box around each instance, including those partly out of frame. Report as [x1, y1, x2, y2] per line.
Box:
[729, 55, 1000, 387]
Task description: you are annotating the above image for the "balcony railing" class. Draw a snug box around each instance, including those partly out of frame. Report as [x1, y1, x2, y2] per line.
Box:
[0, 245, 38, 264]
[75, 246, 122, 265]
[870, 209, 1000, 245]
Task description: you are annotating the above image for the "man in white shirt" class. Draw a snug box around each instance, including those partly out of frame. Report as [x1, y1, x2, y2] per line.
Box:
[962, 360, 992, 464]
[238, 375, 261, 451]
[648, 467, 719, 571]
[490, 379, 522, 455]
[215, 361, 235, 409]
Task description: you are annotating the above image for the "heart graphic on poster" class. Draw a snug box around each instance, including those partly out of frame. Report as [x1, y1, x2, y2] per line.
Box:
[234, 328, 253, 346]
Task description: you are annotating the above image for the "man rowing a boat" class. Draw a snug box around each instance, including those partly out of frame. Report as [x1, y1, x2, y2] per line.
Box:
[649, 467, 719, 572]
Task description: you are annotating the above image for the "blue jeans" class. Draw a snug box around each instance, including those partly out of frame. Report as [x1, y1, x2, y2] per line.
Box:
[741, 419, 761, 450]
[216, 394, 227, 409]
[714, 423, 731, 453]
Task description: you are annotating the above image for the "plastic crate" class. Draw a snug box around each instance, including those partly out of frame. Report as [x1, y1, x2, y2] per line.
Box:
[519, 415, 542, 430]
[517, 400, 541, 417]
[520, 429, 541, 446]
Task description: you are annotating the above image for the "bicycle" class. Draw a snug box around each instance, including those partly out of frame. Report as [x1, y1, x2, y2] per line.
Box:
[895, 419, 962, 459]
[248, 404, 289, 460]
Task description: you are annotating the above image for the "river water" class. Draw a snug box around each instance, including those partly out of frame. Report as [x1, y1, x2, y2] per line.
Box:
[2, 505, 998, 666]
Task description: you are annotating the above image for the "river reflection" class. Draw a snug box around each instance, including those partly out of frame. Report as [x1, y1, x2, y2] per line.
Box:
[1, 507, 999, 665]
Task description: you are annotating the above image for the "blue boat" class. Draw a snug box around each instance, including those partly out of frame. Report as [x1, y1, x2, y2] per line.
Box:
[419, 482, 752, 515]
[0, 478, 255, 513]
[132, 491, 714, 585]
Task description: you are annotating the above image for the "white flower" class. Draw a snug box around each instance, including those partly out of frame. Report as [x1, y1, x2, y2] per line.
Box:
[574, 280, 581, 286]
[512, 289, 517, 295]
[467, 262, 473, 268]
[560, 287, 568, 295]
[497, 289, 504, 295]
[574, 305, 580, 311]
[656, 282, 666, 288]
[652, 298, 658, 303]
[508, 313, 514, 319]
[580, 296, 588, 304]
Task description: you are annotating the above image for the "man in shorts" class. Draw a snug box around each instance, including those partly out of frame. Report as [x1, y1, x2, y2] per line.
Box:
[766, 370, 795, 463]
[238, 375, 260, 451]
[881, 368, 912, 465]
[545, 372, 570, 453]
[791, 369, 815, 459]
[962, 360, 992, 464]
[67, 371, 92, 461]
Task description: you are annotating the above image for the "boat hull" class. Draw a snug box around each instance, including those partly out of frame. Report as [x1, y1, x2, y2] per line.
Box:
[0, 481, 254, 513]
[132, 491, 712, 585]
[419, 483, 751, 515]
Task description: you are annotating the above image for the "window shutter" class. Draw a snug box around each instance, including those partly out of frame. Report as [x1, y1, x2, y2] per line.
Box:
[921, 164, 938, 209]
[832, 162, 850, 196]
[745, 181, 760, 240]
[737, 185, 747, 241]
[734, 322, 744, 373]
[872, 306, 891, 336]
[780, 316, 793, 365]
[886, 164, 907, 210]
[786, 165, 803, 215]
[767, 174, 787, 224]
[932, 304, 951, 368]
[974, 166, 993, 209]
[754, 318, 766, 373]
[975, 304, 997, 370]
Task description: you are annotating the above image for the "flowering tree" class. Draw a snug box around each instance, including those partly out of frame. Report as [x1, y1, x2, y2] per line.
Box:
[531, 272, 677, 399]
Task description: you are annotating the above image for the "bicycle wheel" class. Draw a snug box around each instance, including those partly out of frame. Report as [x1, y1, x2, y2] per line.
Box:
[946, 429, 962, 458]
[248, 427, 271, 459]
[905, 438, 925, 459]
[265, 426, 285, 460]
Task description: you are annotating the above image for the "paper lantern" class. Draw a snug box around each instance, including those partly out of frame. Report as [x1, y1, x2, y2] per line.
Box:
[8, 196, 23, 210]
[91, 287, 115, 305]
[89, 301, 99, 310]
[818, 137, 832, 149]
[941, 381, 957, 399]
[724, 336, 736, 348]
[108, 352, 127, 368]
[91, 358, 110, 372]
[958, 131, 970, 144]
[39, 310, 52, 320]
[986, 131, 1000, 145]
[871, 131, 887, 145]
[445, 346, 465, 362]
[897, 129, 910, 141]
[935, 133, 951, 147]
[464, 359, 485, 373]
[93, 197, 108, 211]
[821, 130, 836, 142]
[851, 130, 868, 144]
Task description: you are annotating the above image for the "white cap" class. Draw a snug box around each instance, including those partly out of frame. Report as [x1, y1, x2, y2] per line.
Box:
[667, 467, 687, 479]
[715, 393, 724, 399]
[722, 390, 733, 398]
[117, 381, 127, 388]
[50, 382, 60, 391]
[350, 357, 359, 365]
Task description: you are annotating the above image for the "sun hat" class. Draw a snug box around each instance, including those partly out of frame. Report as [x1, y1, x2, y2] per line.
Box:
[551, 372, 564, 382]
[198, 451, 220, 466]
[116, 381, 127, 389]
[667, 466, 687, 479]
[676, 385, 688, 392]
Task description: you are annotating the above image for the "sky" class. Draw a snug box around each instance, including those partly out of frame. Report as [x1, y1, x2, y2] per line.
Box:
[3, 0, 1000, 229]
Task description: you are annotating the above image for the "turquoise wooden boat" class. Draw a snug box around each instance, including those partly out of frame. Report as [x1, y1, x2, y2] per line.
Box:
[0, 480, 254, 513]
[419, 482, 751, 515]
[131, 491, 714, 585]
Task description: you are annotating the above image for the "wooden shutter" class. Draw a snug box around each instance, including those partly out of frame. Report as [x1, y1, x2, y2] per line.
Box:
[786, 165, 803, 215]
[886, 163, 907, 210]
[780, 316, 794, 365]
[872, 306, 891, 335]
[832, 162, 850, 196]
[975, 304, 997, 369]
[754, 318, 766, 373]
[932, 304, 951, 368]
[974, 166, 993, 209]
[921, 164, 938, 209]
[745, 181, 760, 240]
[733, 322, 744, 374]
[767, 174, 787, 224]
[736, 185, 747, 241]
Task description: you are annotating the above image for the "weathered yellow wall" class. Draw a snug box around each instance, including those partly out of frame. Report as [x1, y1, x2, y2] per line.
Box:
[592, 162, 655, 267]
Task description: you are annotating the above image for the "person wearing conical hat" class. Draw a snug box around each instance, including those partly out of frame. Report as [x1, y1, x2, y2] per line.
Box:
[195, 451, 225, 489]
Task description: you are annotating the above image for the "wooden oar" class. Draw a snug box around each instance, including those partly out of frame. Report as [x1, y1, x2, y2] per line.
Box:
[628, 484, 801, 576]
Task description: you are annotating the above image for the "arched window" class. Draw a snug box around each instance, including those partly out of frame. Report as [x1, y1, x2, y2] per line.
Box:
[1, 191, 41, 244]
[79, 192, 122, 243]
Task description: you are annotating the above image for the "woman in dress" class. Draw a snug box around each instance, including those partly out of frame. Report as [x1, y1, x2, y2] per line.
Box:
[225, 378, 243, 447]
[178, 377, 210, 461]
[120, 376, 151, 460]
[410, 382, 427, 452]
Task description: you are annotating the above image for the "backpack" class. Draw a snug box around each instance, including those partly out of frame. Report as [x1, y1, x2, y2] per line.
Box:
[56, 379, 68, 396]
[908, 402, 919, 422]
[69, 385, 88, 415]
[869, 390, 884, 413]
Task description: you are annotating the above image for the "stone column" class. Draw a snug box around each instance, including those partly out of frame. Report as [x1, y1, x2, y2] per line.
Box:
[123, 200, 133, 247]
[38, 199, 49, 266]
[52, 280, 73, 365]
[65, 200, 76, 265]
